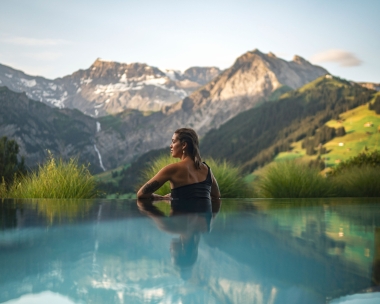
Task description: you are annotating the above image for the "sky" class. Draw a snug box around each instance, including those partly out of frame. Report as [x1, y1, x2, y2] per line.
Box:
[0, 0, 379, 82]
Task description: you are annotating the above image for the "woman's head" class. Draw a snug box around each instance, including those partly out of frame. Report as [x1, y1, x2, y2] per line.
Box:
[172, 128, 202, 169]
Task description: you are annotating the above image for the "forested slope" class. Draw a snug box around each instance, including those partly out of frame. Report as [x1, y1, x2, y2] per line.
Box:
[201, 76, 376, 172]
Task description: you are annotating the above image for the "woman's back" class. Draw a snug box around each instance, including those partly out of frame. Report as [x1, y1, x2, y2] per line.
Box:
[169, 159, 209, 189]
[171, 161, 212, 201]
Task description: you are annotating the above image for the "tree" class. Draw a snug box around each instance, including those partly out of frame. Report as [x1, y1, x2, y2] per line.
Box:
[0, 136, 26, 185]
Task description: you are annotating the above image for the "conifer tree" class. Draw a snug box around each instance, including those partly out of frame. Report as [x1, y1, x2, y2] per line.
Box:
[0, 136, 26, 185]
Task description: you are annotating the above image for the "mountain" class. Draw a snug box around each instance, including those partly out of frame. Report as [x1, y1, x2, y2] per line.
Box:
[0, 60, 221, 116]
[359, 82, 380, 91]
[0, 49, 329, 172]
[0, 86, 104, 173]
[93, 49, 329, 167]
[200, 76, 376, 172]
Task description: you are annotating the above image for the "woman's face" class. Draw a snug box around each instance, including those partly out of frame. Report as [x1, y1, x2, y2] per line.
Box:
[170, 133, 183, 158]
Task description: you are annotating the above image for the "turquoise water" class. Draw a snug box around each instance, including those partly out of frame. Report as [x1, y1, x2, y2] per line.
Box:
[1, 198, 380, 303]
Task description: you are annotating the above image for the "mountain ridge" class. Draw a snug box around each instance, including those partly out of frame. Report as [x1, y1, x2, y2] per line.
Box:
[0, 60, 221, 116]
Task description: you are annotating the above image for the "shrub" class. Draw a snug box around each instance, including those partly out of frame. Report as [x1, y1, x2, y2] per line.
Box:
[332, 150, 380, 176]
[331, 165, 380, 197]
[7, 153, 97, 199]
[140, 155, 254, 198]
[254, 160, 334, 198]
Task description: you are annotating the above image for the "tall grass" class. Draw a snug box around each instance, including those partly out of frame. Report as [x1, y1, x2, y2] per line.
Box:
[255, 160, 334, 198]
[140, 154, 177, 195]
[0, 177, 7, 198]
[331, 165, 380, 197]
[7, 154, 97, 199]
[204, 158, 254, 198]
[140, 155, 253, 197]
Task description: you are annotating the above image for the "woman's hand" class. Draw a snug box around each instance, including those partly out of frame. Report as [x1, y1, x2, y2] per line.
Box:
[151, 193, 172, 200]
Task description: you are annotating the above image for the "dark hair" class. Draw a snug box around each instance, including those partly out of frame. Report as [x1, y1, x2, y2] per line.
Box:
[174, 128, 202, 169]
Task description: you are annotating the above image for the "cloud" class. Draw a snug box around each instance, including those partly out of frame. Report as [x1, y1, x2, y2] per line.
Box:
[1, 36, 71, 46]
[310, 49, 362, 67]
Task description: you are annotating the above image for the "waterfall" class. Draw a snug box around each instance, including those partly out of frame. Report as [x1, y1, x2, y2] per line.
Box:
[94, 144, 106, 171]
[94, 121, 105, 171]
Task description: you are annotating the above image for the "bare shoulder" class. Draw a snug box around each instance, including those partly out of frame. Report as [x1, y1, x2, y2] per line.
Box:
[161, 162, 181, 174]
[200, 162, 209, 172]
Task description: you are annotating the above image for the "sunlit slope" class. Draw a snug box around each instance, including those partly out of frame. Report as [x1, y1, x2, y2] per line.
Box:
[275, 97, 380, 167]
[201, 75, 376, 172]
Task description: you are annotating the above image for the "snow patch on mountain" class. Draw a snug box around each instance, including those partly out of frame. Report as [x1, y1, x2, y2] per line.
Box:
[20, 78, 36, 87]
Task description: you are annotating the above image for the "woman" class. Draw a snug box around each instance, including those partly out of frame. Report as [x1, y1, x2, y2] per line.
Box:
[137, 128, 220, 201]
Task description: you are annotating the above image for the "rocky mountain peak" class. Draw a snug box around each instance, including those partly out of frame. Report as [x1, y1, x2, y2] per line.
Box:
[250, 48, 264, 55]
[161, 49, 329, 132]
[292, 55, 309, 65]
[182, 66, 221, 85]
[86, 59, 164, 81]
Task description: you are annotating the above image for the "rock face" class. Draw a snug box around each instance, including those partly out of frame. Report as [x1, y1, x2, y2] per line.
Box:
[94, 49, 329, 168]
[0, 60, 221, 116]
[0, 86, 105, 173]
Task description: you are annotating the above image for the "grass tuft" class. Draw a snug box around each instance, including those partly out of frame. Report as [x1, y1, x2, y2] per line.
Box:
[255, 160, 334, 198]
[204, 158, 254, 198]
[7, 153, 97, 199]
[331, 165, 380, 197]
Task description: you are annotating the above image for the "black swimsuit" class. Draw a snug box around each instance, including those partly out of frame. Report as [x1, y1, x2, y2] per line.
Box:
[170, 162, 212, 213]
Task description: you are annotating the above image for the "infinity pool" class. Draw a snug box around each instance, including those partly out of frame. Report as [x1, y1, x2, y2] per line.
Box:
[1, 198, 380, 303]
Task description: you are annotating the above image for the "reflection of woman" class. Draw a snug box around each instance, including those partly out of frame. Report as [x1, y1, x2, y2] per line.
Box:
[137, 199, 221, 276]
[137, 128, 221, 202]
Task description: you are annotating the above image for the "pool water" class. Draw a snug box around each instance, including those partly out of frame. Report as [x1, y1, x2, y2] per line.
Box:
[1, 198, 380, 304]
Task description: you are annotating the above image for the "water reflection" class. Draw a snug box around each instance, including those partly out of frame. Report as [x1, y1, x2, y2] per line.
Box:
[0, 198, 380, 303]
[137, 199, 220, 278]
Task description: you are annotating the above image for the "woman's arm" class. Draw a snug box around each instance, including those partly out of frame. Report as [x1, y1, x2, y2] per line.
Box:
[136, 165, 174, 199]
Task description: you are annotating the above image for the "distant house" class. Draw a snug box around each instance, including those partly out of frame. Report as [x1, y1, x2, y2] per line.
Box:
[364, 122, 373, 127]
[338, 142, 344, 146]
[325, 74, 333, 79]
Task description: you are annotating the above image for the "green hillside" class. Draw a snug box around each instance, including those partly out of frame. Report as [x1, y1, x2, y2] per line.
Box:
[201, 76, 376, 173]
[275, 98, 380, 169]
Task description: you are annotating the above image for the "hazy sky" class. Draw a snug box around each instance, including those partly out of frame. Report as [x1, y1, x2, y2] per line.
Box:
[1, 0, 379, 82]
